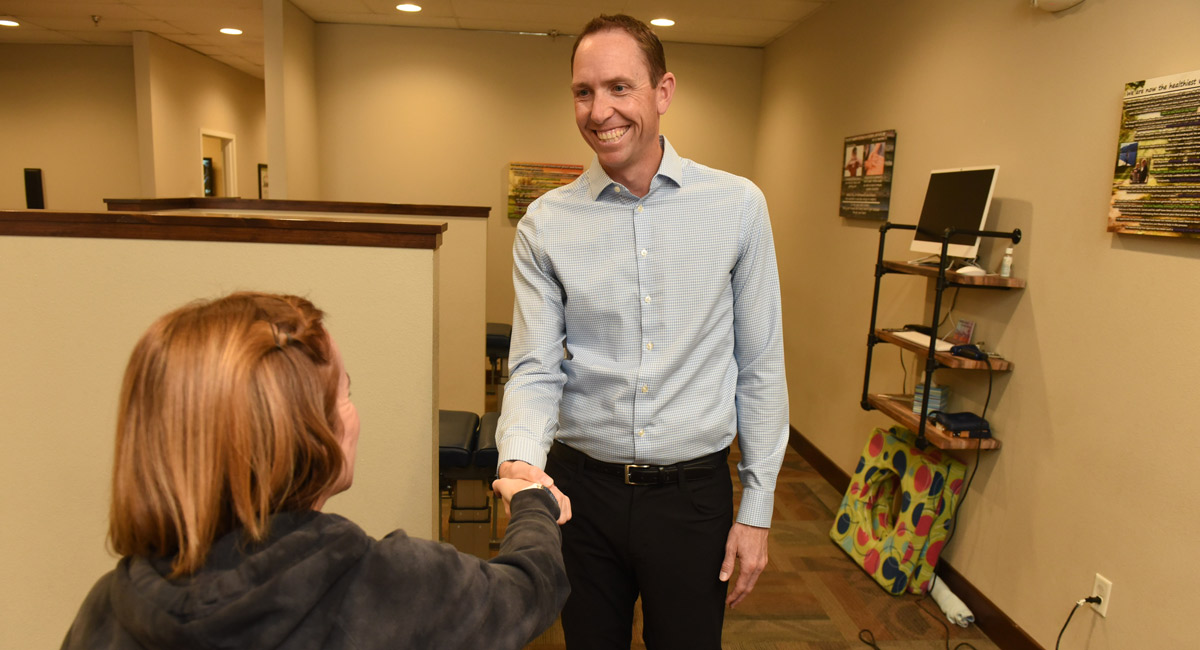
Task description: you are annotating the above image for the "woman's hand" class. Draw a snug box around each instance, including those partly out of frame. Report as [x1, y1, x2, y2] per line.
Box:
[491, 474, 572, 524]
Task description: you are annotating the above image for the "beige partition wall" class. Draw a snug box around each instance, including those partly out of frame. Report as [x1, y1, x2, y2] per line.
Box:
[398, 213, 488, 415]
[102, 197, 489, 415]
[0, 211, 443, 649]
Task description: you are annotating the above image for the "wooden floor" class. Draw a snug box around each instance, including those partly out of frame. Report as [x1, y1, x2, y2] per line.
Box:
[447, 389, 1000, 648]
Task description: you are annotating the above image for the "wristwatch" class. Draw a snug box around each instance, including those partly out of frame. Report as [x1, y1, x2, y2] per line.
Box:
[520, 482, 552, 494]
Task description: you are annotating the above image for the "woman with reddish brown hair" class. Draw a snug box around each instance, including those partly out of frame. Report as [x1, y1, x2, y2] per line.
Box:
[62, 292, 568, 650]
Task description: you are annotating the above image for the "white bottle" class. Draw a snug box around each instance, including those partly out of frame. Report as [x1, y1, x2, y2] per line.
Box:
[999, 248, 1013, 278]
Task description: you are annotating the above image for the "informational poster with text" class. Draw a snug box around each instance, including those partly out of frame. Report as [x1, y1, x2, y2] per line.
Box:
[1107, 69, 1200, 237]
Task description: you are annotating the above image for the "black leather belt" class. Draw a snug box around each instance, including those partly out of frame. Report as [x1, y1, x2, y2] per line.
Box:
[549, 442, 728, 486]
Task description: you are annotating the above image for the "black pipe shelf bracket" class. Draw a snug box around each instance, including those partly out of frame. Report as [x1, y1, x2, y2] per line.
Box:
[859, 223, 1023, 450]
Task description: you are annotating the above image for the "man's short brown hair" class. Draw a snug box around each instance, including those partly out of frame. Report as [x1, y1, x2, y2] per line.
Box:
[571, 14, 668, 86]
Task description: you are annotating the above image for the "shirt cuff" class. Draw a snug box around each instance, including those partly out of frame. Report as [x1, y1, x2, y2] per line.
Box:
[497, 436, 550, 472]
[735, 487, 775, 528]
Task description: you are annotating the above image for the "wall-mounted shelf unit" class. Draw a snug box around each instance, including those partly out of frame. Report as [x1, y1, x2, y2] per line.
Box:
[860, 223, 1025, 451]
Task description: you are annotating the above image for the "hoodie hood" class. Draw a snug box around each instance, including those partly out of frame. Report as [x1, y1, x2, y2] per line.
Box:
[107, 512, 370, 650]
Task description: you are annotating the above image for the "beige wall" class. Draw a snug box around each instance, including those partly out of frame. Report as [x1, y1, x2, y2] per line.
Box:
[0, 44, 141, 210]
[430, 216, 488, 415]
[264, 0, 320, 199]
[312, 24, 763, 326]
[344, 213, 488, 415]
[758, 1, 1199, 647]
[0, 233, 437, 649]
[133, 32, 266, 198]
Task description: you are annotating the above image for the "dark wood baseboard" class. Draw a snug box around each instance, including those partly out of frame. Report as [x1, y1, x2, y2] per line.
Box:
[788, 427, 851, 494]
[787, 426, 1043, 650]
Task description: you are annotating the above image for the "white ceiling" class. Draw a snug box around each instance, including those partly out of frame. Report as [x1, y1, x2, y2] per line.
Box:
[0, 0, 833, 79]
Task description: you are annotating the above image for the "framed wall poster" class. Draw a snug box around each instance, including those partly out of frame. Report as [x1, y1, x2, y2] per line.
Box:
[1107, 69, 1200, 237]
[840, 130, 896, 220]
[257, 164, 269, 199]
[507, 162, 583, 219]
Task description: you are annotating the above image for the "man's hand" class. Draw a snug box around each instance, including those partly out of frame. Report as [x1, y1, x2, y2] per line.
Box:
[497, 460, 572, 524]
[719, 522, 769, 608]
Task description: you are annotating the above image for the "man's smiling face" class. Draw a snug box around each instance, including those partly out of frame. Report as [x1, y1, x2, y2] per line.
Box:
[571, 29, 674, 194]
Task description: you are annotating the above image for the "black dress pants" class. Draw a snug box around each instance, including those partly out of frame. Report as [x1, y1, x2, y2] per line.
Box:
[546, 445, 733, 650]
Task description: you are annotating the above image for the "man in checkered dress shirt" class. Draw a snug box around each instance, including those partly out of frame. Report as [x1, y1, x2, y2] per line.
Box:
[497, 14, 788, 649]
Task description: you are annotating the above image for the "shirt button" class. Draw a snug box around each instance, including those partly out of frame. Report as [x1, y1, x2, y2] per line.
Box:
[640, 249, 647, 257]
[644, 296, 652, 303]
[641, 384, 649, 393]
[638, 429, 645, 437]
[637, 205, 644, 213]
[614, 187, 622, 194]
[645, 342, 653, 350]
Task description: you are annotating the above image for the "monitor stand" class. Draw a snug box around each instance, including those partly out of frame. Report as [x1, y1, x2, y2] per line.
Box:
[906, 255, 982, 273]
[906, 254, 942, 267]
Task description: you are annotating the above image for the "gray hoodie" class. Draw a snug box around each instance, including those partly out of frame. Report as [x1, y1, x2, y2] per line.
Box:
[62, 489, 568, 649]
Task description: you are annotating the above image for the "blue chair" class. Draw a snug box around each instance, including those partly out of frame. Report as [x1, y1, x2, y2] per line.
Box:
[438, 409, 493, 557]
[438, 409, 479, 474]
[475, 411, 499, 470]
[477, 411, 501, 544]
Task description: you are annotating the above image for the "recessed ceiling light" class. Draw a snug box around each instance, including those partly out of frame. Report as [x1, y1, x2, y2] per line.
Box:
[0, 17, 19, 27]
[220, 27, 243, 35]
[396, 3, 422, 11]
[650, 18, 675, 27]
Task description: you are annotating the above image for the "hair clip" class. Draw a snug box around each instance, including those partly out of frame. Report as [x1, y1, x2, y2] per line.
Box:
[271, 324, 287, 350]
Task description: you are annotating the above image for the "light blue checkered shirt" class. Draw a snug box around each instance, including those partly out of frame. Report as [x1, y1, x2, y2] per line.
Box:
[497, 137, 789, 528]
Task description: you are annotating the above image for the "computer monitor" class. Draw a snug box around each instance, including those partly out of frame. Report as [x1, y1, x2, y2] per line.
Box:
[909, 166, 999, 260]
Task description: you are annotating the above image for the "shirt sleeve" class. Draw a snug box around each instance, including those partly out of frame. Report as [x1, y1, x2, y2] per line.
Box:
[729, 183, 790, 528]
[347, 490, 569, 650]
[496, 203, 569, 470]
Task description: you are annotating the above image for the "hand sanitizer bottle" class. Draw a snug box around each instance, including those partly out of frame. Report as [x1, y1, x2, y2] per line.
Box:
[999, 248, 1013, 278]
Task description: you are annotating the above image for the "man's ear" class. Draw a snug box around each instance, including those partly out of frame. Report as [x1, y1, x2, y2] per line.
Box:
[656, 72, 676, 115]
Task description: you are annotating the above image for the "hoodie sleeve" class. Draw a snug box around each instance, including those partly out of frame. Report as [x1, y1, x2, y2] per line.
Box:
[337, 489, 568, 650]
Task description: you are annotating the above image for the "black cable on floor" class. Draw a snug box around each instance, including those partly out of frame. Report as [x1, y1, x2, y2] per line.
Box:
[856, 600, 980, 650]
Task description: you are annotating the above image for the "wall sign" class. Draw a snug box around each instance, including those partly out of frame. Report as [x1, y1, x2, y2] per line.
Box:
[1108, 69, 1200, 237]
[507, 162, 583, 220]
[840, 130, 896, 220]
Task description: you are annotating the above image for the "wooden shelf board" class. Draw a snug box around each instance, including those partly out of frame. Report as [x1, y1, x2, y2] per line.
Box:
[874, 329, 1013, 371]
[867, 393, 1001, 450]
[882, 260, 1027, 288]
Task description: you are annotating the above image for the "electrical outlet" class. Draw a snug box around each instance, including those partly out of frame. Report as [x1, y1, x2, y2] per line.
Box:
[1091, 573, 1112, 617]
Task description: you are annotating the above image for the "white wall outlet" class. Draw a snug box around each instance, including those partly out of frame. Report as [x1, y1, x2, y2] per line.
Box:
[1091, 573, 1112, 616]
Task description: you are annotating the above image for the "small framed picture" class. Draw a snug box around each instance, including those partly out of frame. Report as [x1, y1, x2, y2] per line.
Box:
[946, 319, 975, 346]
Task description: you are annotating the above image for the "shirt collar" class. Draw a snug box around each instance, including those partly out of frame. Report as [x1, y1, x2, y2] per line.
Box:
[586, 135, 683, 201]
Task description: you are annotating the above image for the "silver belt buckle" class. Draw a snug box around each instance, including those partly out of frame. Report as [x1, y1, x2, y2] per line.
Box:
[624, 464, 652, 485]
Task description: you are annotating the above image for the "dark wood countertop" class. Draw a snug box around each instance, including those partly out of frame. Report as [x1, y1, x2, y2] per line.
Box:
[0, 210, 446, 249]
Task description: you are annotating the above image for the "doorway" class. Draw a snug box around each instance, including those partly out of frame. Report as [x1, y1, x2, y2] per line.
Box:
[200, 130, 236, 197]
